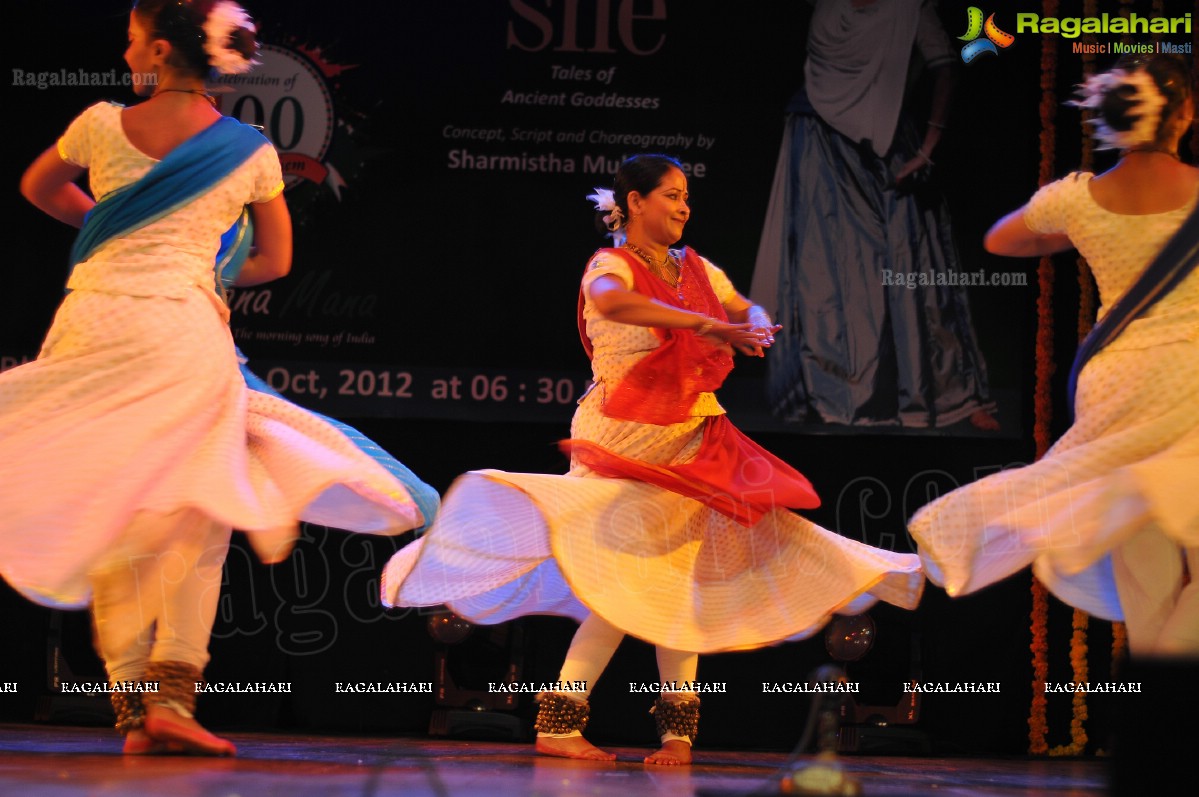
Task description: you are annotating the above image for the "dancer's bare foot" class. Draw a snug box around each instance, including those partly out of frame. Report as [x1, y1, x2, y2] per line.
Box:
[122, 728, 184, 755]
[535, 735, 616, 761]
[969, 409, 1000, 431]
[644, 739, 691, 766]
[123, 728, 156, 755]
[144, 704, 236, 756]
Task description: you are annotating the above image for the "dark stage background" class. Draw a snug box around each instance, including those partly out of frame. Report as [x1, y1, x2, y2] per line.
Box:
[2, 0, 1188, 755]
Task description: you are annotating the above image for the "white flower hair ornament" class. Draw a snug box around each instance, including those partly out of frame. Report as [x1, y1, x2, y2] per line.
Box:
[1070, 68, 1167, 151]
[203, 0, 259, 75]
[587, 187, 627, 243]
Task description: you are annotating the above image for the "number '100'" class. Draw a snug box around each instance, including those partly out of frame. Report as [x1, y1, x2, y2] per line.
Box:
[231, 95, 304, 151]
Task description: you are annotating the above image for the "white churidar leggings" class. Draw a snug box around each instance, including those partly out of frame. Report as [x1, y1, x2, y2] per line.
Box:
[541, 612, 700, 744]
[89, 509, 231, 689]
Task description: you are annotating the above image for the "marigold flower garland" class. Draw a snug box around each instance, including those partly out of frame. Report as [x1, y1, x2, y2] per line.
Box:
[1049, 608, 1090, 756]
[1050, 5, 1099, 756]
[1029, 578, 1050, 754]
[1028, 0, 1059, 756]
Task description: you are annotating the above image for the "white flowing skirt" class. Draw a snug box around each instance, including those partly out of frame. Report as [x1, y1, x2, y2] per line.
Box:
[0, 289, 423, 608]
[384, 394, 923, 653]
[910, 328, 1199, 621]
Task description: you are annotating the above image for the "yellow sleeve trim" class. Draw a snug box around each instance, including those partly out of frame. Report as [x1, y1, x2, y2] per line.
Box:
[56, 137, 82, 167]
[260, 180, 286, 202]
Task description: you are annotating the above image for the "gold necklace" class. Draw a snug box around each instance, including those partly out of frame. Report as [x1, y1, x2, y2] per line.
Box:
[623, 242, 679, 286]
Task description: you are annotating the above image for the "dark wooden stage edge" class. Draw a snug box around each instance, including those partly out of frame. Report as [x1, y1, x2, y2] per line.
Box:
[0, 724, 1108, 796]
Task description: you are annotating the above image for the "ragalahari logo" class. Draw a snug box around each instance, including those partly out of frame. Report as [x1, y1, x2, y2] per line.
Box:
[959, 7, 1015, 63]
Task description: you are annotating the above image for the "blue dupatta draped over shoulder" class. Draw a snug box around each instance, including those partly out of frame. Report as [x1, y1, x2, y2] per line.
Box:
[70, 113, 440, 532]
[71, 115, 267, 271]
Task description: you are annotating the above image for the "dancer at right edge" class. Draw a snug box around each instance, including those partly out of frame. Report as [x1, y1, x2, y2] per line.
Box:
[910, 55, 1199, 657]
[384, 154, 924, 765]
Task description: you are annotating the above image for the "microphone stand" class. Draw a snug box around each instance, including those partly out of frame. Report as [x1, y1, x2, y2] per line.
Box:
[778, 665, 862, 796]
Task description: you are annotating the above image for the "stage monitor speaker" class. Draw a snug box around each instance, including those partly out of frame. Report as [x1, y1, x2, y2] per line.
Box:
[34, 611, 112, 726]
[427, 611, 526, 741]
[824, 614, 930, 753]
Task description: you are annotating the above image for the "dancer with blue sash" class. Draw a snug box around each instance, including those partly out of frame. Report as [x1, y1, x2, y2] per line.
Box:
[0, 0, 433, 755]
[910, 55, 1199, 658]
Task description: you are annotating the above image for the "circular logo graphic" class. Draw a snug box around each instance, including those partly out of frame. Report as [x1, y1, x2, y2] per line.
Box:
[213, 44, 335, 188]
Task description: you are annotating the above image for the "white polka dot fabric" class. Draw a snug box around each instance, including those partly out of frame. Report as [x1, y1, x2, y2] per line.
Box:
[58, 102, 283, 300]
[910, 173, 1199, 619]
[0, 104, 422, 609]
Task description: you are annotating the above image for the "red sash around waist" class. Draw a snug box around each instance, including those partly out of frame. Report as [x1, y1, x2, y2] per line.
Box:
[569, 247, 820, 525]
[562, 415, 820, 526]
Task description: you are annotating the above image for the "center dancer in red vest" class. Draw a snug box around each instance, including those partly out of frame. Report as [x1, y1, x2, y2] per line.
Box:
[383, 154, 923, 764]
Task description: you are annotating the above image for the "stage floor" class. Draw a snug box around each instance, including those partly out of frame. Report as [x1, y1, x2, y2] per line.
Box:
[0, 724, 1107, 796]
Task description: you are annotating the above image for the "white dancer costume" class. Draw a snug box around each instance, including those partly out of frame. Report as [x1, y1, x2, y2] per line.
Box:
[0, 103, 424, 654]
[383, 250, 924, 654]
[910, 173, 1199, 656]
